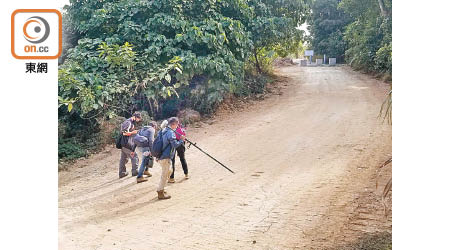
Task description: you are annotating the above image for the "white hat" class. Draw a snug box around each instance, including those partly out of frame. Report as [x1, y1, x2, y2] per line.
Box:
[160, 120, 168, 129]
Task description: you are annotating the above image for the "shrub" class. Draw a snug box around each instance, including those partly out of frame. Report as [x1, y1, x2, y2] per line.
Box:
[57, 0, 310, 162]
[58, 138, 87, 161]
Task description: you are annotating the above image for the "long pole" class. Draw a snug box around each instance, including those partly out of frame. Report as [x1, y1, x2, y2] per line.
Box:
[169, 128, 235, 174]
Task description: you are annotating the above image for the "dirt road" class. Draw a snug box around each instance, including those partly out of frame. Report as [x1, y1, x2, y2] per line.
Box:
[59, 65, 392, 249]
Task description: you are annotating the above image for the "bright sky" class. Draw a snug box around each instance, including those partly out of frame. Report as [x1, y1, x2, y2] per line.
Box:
[61, 0, 69, 9]
[298, 23, 310, 36]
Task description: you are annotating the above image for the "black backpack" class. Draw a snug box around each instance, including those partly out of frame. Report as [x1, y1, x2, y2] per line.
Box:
[151, 130, 170, 159]
[115, 133, 123, 149]
[116, 133, 134, 150]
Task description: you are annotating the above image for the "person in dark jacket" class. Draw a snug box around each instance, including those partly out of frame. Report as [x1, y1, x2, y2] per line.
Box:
[136, 121, 157, 183]
[118, 112, 142, 178]
[156, 117, 185, 199]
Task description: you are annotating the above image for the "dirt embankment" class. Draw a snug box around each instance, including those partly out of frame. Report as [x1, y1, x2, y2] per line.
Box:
[59, 65, 392, 250]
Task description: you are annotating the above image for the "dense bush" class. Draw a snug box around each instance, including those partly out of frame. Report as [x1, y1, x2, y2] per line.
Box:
[375, 43, 392, 74]
[58, 138, 87, 161]
[308, 0, 392, 74]
[58, 0, 309, 161]
[308, 0, 350, 62]
[339, 0, 392, 74]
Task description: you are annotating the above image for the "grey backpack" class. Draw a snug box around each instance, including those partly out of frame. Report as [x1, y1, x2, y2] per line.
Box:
[134, 127, 150, 147]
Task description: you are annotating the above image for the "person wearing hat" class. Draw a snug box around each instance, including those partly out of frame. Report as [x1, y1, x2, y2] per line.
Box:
[118, 112, 142, 178]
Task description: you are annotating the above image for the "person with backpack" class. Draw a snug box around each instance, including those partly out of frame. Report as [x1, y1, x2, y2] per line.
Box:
[134, 121, 157, 183]
[152, 117, 185, 200]
[168, 123, 189, 183]
[118, 112, 142, 178]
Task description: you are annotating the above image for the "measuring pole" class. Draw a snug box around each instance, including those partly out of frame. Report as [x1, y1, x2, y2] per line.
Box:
[169, 127, 235, 174]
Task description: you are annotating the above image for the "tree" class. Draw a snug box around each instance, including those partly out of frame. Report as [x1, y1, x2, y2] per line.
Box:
[247, 0, 309, 73]
[339, 0, 392, 74]
[58, 0, 311, 160]
[60, 0, 254, 117]
[377, 0, 389, 17]
[308, 0, 350, 61]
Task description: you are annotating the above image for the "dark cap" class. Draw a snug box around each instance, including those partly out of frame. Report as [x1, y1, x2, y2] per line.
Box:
[168, 117, 179, 125]
[132, 112, 142, 118]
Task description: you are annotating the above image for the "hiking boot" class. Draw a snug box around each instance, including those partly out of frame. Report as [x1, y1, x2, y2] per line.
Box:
[136, 177, 148, 183]
[119, 171, 129, 178]
[168, 178, 175, 183]
[185, 174, 189, 179]
[143, 170, 152, 177]
[132, 171, 138, 177]
[157, 190, 171, 200]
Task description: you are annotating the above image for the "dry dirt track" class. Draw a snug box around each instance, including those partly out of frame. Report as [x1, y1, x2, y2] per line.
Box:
[59, 65, 392, 250]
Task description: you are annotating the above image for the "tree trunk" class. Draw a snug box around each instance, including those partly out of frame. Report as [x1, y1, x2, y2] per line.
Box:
[377, 0, 389, 17]
[147, 97, 154, 116]
[254, 48, 262, 74]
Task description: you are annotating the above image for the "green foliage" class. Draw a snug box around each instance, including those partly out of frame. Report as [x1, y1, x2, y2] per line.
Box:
[58, 134, 106, 161]
[60, 0, 309, 117]
[339, 0, 392, 74]
[58, 138, 87, 161]
[247, 48, 277, 73]
[308, 0, 392, 74]
[60, 0, 256, 118]
[246, 0, 309, 72]
[58, 40, 183, 119]
[58, 0, 310, 161]
[375, 43, 392, 74]
[308, 0, 350, 60]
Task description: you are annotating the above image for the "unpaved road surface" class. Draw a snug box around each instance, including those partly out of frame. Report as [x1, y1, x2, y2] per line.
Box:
[59, 66, 392, 250]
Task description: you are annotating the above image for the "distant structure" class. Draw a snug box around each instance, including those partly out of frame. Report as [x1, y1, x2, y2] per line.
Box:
[329, 58, 336, 65]
[304, 50, 314, 64]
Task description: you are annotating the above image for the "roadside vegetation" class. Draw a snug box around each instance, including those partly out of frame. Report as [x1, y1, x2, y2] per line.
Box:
[58, 0, 392, 164]
[308, 0, 392, 80]
[58, 0, 309, 162]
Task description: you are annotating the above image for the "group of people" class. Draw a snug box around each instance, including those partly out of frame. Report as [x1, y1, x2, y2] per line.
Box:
[118, 112, 189, 200]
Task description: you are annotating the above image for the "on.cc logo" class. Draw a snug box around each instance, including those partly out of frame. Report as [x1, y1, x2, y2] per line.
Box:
[23, 16, 50, 44]
[11, 9, 62, 60]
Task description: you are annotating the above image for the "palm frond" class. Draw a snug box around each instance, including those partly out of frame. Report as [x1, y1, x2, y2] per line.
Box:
[379, 90, 392, 124]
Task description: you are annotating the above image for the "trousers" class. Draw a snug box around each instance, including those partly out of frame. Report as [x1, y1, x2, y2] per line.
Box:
[157, 159, 172, 191]
[170, 144, 188, 178]
[119, 147, 138, 176]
